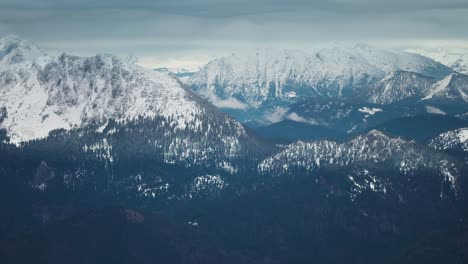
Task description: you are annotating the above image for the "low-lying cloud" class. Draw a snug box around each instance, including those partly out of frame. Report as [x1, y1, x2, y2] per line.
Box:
[264, 107, 320, 125]
[208, 94, 249, 110]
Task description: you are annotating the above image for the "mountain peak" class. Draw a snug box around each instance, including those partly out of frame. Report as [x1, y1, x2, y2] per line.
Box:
[0, 35, 44, 67]
[259, 129, 454, 181]
[365, 129, 388, 138]
[366, 70, 436, 104]
[0, 34, 27, 44]
[423, 72, 468, 102]
[406, 48, 468, 74]
[429, 127, 468, 152]
[0, 50, 208, 142]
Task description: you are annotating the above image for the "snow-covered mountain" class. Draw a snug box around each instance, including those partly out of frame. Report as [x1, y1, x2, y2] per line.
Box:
[0, 53, 206, 142]
[258, 130, 459, 189]
[187, 45, 452, 110]
[407, 48, 468, 75]
[0, 36, 272, 171]
[422, 73, 468, 103]
[429, 127, 468, 153]
[354, 44, 451, 77]
[365, 71, 436, 104]
[0, 35, 43, 69]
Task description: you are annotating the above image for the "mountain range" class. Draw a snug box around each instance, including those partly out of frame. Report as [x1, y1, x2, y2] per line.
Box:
[186, 46, 452, 109]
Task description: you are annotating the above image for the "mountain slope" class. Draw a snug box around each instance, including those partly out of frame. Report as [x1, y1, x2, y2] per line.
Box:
[365, 71, 436, 104]
[429, 127, 468, 156]
[0, 35, 43, 69]
[0, 53, 207, 142]
[353, 44, 451, 78]
[422, 73, 468, 103]
[259, 130, 459, 190]
[407, 48, 468, 75]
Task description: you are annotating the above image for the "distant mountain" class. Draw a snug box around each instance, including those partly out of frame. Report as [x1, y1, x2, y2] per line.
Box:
[365, 71, 436, 104]
[0, 35, 43, 69]
[187, 45, 452, 112]
[353, 44, 451, 77]
[407, 48, 468, 74]
[422, 73, 468, 103]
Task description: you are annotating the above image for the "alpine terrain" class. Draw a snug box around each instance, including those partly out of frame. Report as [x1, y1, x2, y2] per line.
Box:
[0, 34, 467, 264]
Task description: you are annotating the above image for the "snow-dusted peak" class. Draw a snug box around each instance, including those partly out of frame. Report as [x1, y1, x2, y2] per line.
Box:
[356, 46, 452, 78]
[258, 129, 433, 175]
[0, 51, 209, 142]
[188, 46, 384, 108]
[407, 48, 468, 75]
[258, 130, 459, 196]
[0, 35, 44, 68]
[188, 45, 452, 111]
[366, 70, 436, 104]
[422, 73, 468, 102]
[363, 129, 389, 139]
[429, 127, 468, 152]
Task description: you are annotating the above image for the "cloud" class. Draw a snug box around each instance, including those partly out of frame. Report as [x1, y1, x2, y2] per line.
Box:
[264, 107, 289, 123]
[425, 105, 447, 115]
[287, 112, 319, 125]
[208, 94, 249, 110]
[263, 108, 320, 125]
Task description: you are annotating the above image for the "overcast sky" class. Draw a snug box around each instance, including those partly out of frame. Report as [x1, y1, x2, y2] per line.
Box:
[1, 0, 467, 68]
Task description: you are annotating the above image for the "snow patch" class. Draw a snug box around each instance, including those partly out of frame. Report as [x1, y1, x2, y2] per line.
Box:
[358, 107, 382, 116]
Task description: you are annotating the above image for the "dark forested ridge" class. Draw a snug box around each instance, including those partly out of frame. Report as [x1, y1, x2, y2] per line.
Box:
[0, 117, 467, 263]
